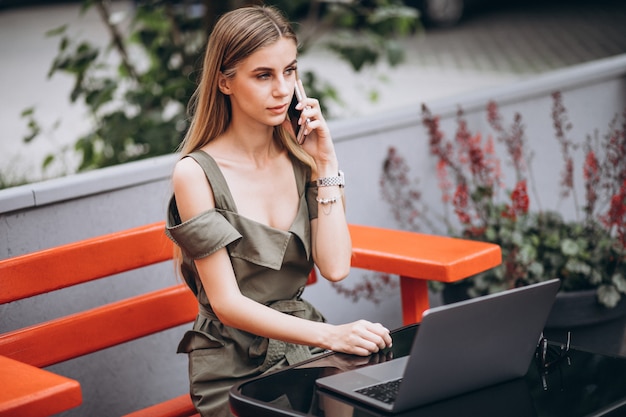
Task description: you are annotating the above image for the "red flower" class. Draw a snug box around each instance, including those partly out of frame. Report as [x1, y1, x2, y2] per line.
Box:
[561, 157, 574, 197]
[487, 101, 527, 179]
[583, 149, 600, 214]
[453, 183, 471, 224]
[603, 179, 626, 246]
[511, 180, 530, 215]
[583, 149, 599, 181]
[437, 159, 452, 204]
[501, 204, 516, 220]
[483, 135, 503, 190]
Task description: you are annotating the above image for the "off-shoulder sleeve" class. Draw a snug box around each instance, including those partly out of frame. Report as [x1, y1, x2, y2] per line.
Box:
[166, 202, 242, 259]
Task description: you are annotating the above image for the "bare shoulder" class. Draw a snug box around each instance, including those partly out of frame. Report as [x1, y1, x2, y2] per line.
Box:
[173, 156, 204, 182]
[172, 156, 215, 219]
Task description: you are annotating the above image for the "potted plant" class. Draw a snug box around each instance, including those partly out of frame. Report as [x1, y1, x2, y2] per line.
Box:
[381, 92, 626, 355]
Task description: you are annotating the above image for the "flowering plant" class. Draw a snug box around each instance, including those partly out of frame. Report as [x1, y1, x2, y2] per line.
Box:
[381, 92, 626, 308]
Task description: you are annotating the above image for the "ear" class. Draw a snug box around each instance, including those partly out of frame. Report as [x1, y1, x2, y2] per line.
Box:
[218, 73, 232, 95]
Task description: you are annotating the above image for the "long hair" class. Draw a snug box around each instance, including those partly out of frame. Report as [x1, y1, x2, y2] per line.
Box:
[178, 5, 314, 170]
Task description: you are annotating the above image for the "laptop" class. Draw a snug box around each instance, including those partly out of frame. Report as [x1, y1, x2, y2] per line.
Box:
[315, 279, 560, 413]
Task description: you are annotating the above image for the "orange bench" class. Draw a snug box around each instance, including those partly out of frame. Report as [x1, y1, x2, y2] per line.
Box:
[0, 222, 500, 416]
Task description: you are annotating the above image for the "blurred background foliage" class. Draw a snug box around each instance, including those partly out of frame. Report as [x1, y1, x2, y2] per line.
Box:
[17, 0, 421, 181]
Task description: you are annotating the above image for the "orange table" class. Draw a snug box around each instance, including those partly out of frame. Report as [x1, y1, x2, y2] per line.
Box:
[348, 224, 502, 324]
[0, 355, 82, 417]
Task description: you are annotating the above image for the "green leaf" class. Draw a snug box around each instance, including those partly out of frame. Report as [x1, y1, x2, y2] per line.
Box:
[45, 25, 67, 37]
[528, 261, 544, 277]
[518, 243, 537, 264]
[21, 107, 35, 117]
[613, 273, 626, 294]
[327, 40, 379, 72]
[366, 88, 379, 103]
[561, 239, 579, 256]
[42, 154, 55, 170]
[385, 40, 405, 67]
[598, 285, 621, 308]
[565, 259, 591, 276]
[21, 108, 41, 144]
[511, 230, 524, 246]
[84, 79, 117, 112]
[589, 269, 603, 286]
[59, 37, 69, 53]
[80, 0, 95, 15]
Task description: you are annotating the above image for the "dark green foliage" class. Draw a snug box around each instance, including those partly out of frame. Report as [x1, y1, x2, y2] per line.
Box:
[15, 0, 418, 183]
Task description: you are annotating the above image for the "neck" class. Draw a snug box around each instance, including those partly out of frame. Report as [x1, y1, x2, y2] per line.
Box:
[216, 125, 281, 168]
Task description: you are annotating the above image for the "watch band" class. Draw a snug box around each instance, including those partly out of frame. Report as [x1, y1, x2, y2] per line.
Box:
[309, 170, 345, 188]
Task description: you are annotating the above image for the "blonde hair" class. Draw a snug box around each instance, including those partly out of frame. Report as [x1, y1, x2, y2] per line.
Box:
[179, 5, 314, 170]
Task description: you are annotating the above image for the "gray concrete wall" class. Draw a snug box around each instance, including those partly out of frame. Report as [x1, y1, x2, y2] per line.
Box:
[1, 55, 625, 415]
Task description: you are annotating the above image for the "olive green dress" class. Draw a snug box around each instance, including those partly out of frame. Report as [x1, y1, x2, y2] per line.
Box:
[165, 151, 325, 417]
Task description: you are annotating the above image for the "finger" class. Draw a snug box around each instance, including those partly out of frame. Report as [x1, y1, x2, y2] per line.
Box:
[357, 339, 381, 355]
[368, 323, 392, 347]
[296, 78, 307, 103]
[296, 94, 315, 111]
[373, 334, 389, 351]
[299, 115, 311, 128]
[381, 333, 392, 348]
[355, 332, 386, 353]
[302, 118, 318, 135]
[299, 104, 317, 122]
[298, 107, 313, 135]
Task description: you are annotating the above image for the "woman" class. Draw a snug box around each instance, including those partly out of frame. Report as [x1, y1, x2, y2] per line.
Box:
[165, 5, 392, 416]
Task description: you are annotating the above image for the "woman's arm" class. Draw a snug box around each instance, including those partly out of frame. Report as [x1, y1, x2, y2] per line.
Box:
[298, 96, 352, 281]
[195, 248, 387, 356]
[310, 170, 352, 281]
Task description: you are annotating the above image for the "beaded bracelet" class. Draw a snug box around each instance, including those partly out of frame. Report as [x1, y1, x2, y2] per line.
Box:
[316, 194, 341, 215]
[316, 195, 340, 205]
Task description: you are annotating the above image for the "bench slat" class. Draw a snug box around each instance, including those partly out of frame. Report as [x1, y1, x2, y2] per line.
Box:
[0, 284, 197, 368]
[0, 223, 173, 304]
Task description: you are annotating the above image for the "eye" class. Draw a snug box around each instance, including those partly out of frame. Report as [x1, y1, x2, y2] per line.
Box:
[285, 66, 297, 76]
[257, 72, 271, 80]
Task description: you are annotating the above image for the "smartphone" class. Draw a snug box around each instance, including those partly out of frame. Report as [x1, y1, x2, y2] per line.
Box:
[288, 78, 308, 144]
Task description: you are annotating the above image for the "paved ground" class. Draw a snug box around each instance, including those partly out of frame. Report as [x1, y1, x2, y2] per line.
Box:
[404, 0, 626, 74]
[314, 0, 626, 116]
[1, 0, 625, 181]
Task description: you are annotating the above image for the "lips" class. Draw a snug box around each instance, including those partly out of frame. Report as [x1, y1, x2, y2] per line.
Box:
[269, 103, 289, 114]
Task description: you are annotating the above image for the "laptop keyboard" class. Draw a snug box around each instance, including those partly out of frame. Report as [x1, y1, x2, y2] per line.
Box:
[355, 378, 403, 404]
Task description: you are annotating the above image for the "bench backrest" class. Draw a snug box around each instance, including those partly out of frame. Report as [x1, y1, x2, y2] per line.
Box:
[0, 221, 316, 368]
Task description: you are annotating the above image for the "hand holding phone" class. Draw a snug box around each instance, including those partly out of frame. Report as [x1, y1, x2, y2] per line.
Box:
[294, 78, 310, 145]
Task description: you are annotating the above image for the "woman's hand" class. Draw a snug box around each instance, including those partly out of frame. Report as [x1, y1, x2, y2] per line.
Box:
[326, 320, 393, 357]
[296, 92, 336, 167]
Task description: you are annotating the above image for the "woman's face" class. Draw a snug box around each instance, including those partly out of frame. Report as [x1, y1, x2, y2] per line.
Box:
[220, 37, 298, 132]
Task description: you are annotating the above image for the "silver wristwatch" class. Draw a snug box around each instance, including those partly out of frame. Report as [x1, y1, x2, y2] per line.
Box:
[313, 170, 345, 187]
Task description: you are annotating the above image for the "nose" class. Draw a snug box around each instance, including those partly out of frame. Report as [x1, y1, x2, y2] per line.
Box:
[274, 75, 290, 97]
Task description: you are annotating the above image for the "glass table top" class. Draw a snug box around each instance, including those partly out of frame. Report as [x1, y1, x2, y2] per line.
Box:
[230, 324, 626, 417]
